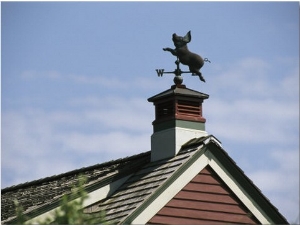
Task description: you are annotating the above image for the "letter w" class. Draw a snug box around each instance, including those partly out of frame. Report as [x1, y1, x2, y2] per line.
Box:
[156, 69, 164, 77]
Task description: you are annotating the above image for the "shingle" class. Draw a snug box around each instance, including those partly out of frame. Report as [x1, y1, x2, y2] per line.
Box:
[1, 151, 150, 223]
[1, 142, 199, 224]
[82, 146, 199, 224]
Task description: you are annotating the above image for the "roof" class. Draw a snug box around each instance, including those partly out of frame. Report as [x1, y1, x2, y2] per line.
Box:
[148, 84, 209, 102]
[1, 135, 288, 224]
[1, 152, 150, 223]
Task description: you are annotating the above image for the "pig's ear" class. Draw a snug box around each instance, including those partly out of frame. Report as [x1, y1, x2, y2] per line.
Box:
[183, 31, 191, 43]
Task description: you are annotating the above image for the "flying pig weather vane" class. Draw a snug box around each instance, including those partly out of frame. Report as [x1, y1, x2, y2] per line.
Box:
[156, 31, 210, 85]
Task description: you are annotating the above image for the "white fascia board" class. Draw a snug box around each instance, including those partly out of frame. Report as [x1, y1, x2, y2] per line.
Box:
[25, 175, 130, 224]
[203, 135, 222, 147]
[206, 151, 273, 224]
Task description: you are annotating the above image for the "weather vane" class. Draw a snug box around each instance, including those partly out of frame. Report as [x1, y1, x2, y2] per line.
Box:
[156, 31, 210, 85]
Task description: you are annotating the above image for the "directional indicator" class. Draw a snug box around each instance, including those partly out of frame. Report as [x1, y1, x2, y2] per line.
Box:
[155, 69, 164, 77]
[155, 68, 190, 77]
[155, 58, 196, 85]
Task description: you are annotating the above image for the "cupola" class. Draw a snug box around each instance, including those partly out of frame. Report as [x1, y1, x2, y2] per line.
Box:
[148, 84, 209, 162]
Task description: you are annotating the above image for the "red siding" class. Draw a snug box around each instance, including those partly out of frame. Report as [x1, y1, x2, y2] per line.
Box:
[148, 166, 260, 224]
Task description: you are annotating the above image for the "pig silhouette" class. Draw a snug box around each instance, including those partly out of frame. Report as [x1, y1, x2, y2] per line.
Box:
[163, 31, 206, 82]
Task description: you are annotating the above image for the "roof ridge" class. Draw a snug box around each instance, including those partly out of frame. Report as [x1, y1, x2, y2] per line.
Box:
[2, 151, 151, 193]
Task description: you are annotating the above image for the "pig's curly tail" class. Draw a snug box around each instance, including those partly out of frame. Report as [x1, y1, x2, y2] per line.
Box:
[204, 58, 211, 63]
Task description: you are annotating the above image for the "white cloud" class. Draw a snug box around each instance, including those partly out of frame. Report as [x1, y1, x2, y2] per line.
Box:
[207, 57, 299, 99]
[57, 131, 149, 155]
[21, 70, 62, 80]
[206, 98, 298, 144]
[20, 70, 170, 93]
[81, 96, 153, 132]
[281, 66, 300, 99]
[248, 149, 299, 223]
[209, 58, 270, 95]
[1, 95, 153, 188]
[204, 57, 298, 144]
[249, 161, 297, 193]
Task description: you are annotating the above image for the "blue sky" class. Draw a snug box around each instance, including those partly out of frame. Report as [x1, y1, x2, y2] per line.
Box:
[1, 2, 299, 223]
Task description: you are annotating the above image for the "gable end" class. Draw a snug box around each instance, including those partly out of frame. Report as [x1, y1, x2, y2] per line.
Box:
[148, 165, 260, 224]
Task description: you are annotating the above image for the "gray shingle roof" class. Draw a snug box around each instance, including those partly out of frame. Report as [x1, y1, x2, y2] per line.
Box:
[83, 143, 201, 224]
[1, 151, 150, 223]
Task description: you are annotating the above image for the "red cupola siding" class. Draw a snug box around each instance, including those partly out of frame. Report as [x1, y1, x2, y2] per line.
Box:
[148, 84, 208, 126]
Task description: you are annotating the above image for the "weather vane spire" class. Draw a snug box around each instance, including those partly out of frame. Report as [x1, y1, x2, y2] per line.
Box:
[156, 31, 210, 85]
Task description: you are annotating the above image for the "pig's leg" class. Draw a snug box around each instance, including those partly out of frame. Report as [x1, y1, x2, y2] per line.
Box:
[163, 48, 177, 56]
